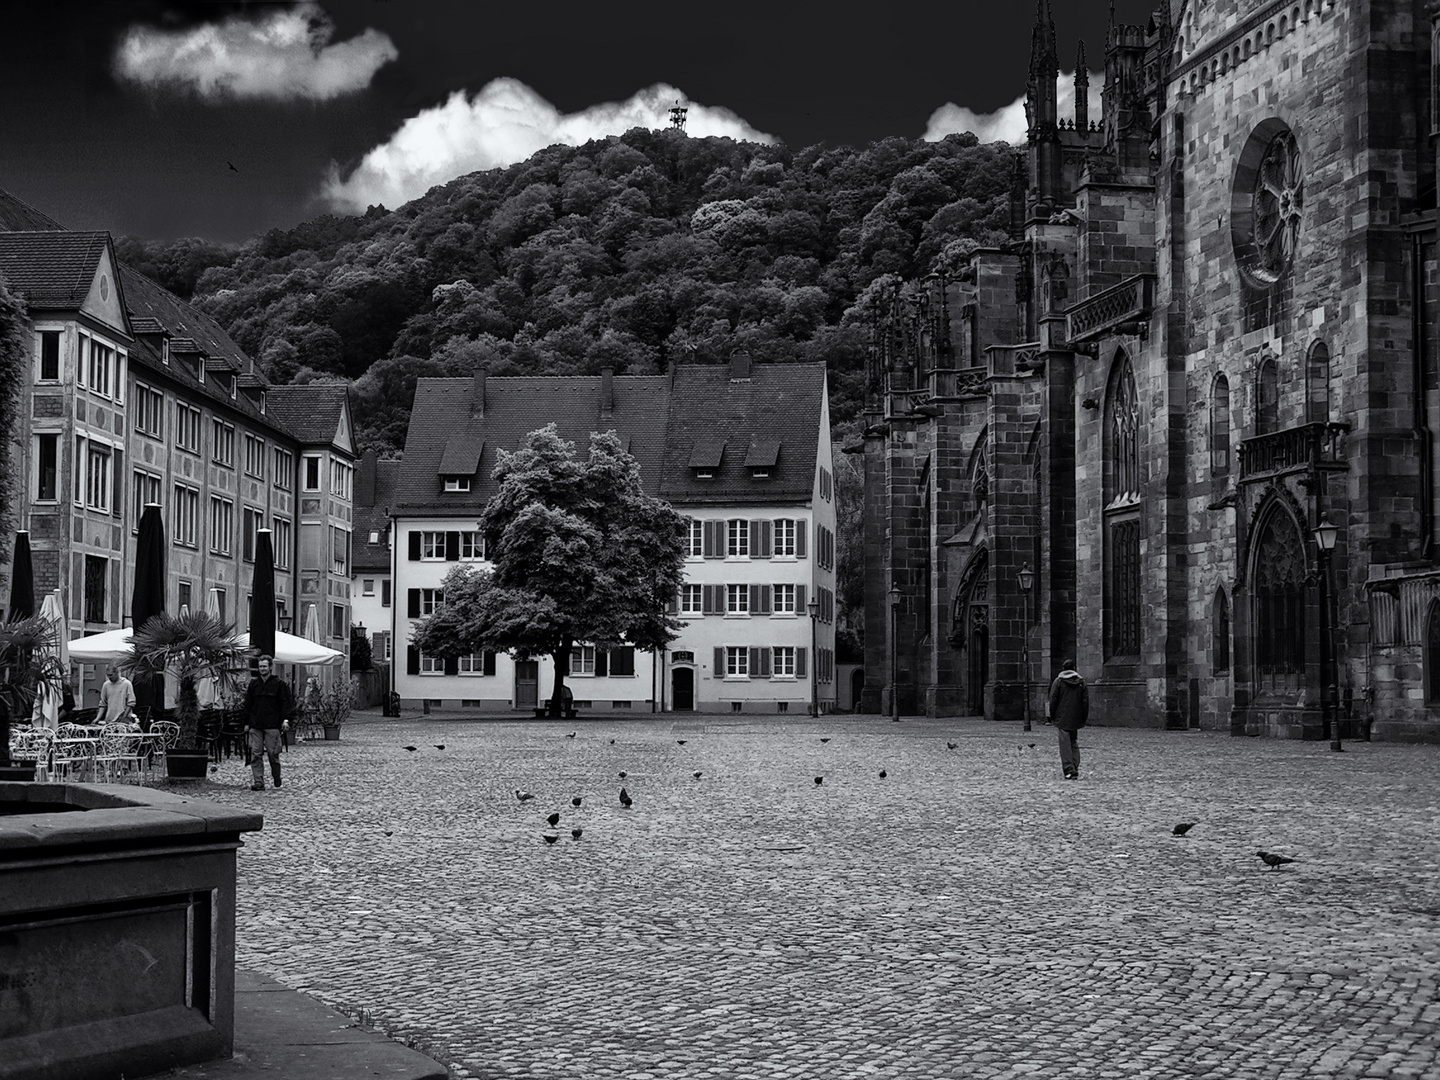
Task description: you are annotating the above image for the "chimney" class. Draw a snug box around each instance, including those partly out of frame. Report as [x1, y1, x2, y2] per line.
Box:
[600, 367, 614, 418]
[357, 449, 378, 506]
[730, 349, 752, 382]
[668, 358, 677, 389]
[472, 371, 486, 417]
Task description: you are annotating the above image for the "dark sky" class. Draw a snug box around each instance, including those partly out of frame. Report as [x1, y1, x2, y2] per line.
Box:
[0, 0, 1157, 243]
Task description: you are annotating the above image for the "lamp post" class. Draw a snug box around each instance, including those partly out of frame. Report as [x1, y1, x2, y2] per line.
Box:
[808, 599, 820, 717]
[1313, 515, 1341, 752]
[1018, 562, 1034, 732]
[888, 585, 901, 722]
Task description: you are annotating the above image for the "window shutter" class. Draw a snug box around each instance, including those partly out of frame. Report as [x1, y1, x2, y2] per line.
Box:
[713, 646, 725, 674]
[667, 589, 679, 613]
[749, 647, 762, 677]
[796, 647, 807, 677]
[703, 585, 717, 615]
[484, 650, 496, 676]
[408, 532, 421, 561]
[612, 647, 635, 677]
[749, 584, 762, 614]
[445, 531, 460, 560]
[759, 585, 772, 615]
[757, 648, 771, 678]
[752, 519, 769, 558]
[763, 520, 774, 558]
[796, 521, 807, 558]
[796, 584, 806, 612]
[407, 646, 420, 676]
[407, 589, 421, 618]
[703, 520, 718, 558]
[596, 648, 608, 677]
[382, 580, 392, 607]
[444, 654, 458, 676]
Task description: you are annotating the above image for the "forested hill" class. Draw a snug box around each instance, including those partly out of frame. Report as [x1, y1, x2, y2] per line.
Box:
[155, 128, 1018, 453]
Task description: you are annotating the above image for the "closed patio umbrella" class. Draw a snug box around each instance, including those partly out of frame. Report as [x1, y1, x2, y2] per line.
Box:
[196, 589, 223, 708]
[249, 529, 276, 660]
[31, 591, 67, 728]
[130, 505, 167, 721]
[8, 531, 34, 622]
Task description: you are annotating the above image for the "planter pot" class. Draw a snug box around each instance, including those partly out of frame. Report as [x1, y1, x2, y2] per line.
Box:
[0, 762, 38, 781]
[322, 725, 341, 741]
[165, 750, 211, 779]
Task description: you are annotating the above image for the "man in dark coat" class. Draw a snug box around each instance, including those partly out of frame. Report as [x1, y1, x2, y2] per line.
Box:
[1047, 658, 1089, 780]
[244, 655, 295, 791]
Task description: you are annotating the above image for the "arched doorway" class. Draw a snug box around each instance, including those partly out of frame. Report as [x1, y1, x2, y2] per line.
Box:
[849, 668, 865, 712]
[1253, 507, 1306, 696]
[671, 667, 694, 711]
[952, 549, 989, 716]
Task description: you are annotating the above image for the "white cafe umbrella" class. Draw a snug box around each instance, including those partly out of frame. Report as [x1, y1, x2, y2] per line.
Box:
[235, 628, 343, 665]
[31, 590, 67, 728]
[196, 589, 223, 707]
[67, 626, 134, 662]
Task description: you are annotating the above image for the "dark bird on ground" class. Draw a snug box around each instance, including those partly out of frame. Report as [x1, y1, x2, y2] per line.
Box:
[403, 745, 417, 752]
[571, 796, 582, 807]
[1173, 822, 1197, 836]
[434, 745, 445, 750]
[383, 831, 393, 837]
[226, 160, 239, 172]
[820, 738, 831, 743]
[619, 788, 633, 808]
[546, 812, 561, 827]
[566, 731, 576, 739]
[571, 828, 583, 840]
[677, 739, 687, 745]
[946, 742, 958, 750]
[1028, 743, 1036, 749]
[618, 771, 627, 778]
[515, 789, 535, 802]
[879, 769, 887, 778]
[814, 776, 823, 785]
[693, 771, 702, 779]
[1256, 851, 1296, 869]
[609, 739, 615, 744]
[542, 834, 559, 845]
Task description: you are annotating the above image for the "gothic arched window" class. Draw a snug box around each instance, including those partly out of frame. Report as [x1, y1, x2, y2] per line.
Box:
[1254, 509, 1306, 693]
[1104, 352, 1142, 659]
[1427, 601, 1440, 704]
[1210, 374, 1231, 475]
[1257, 356, 1279, 435]
[1306, 341, 1330, 424]
[1213, 588, 1231, 675]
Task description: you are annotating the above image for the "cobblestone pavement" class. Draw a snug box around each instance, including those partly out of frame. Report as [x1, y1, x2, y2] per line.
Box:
[192, 713, 1440, 1079]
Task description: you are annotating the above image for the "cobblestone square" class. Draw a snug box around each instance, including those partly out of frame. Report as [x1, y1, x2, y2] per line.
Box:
[198, 714, 1440, 1079]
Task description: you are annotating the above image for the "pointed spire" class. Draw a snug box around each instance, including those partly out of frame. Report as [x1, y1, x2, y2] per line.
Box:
[1075, 40, 1090, 132]
[1076, 40, 1088, 85]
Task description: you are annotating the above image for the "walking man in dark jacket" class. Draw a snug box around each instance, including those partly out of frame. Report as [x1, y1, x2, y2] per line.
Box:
[245, 655, 294, 791]
[1047, 658, 1089, 780]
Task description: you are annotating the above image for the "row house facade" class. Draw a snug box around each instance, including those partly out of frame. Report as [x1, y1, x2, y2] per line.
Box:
[861, 0, 1440, 742]
[388, 355, 836, 713]
[0, 201, 355, 705]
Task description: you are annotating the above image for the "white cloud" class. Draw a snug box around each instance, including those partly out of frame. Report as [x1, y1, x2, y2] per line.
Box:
[114, 3, 397, 102]
[923, 71, 1103, 144]
[322, 79, 775, 213]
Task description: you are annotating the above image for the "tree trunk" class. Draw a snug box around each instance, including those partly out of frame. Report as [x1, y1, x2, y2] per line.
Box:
[550, 638, 571, 718]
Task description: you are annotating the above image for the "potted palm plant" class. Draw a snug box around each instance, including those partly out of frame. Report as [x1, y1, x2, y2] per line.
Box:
[121, 612, 243, 779]
[0, 614, 65, 780]
[316, 679, 354, 741]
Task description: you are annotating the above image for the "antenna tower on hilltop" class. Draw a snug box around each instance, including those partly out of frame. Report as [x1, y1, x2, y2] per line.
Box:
[669, 100, 688, 133]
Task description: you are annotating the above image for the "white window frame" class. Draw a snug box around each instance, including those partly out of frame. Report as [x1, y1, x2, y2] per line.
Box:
[774, 518, 797, 557]
[680, 584, 703, 614]
[35, 327, 62, 383]
[419, 652, 444, 675]
[242, 507, 263, 562]
[303, 454, 322, 492]
[420, 531, 445, 560]
[686, 518, 703, 558]
[133, 383, 164, 438]
[273, 447, 293, 488]
[331, 526, 350, 575]
[362, 579, 375, 596]
[725, 645, 749, 678]
[131, 470, 162, 530]
[457, 652, 489, 675]
[444, 477, 471, 493]
[420, 588, 443, 616]
[211, 419, 235, 468]
[85, 442, 111, 512]
[330, 459, 353, 500]
[34, 432, 58, 503]
[273, 516, 292, 569]
[773, 646, 796, 677]
[460, 531, 484, 560]
[244, 433, 265, 479]
[773, 583, 796, 614]
[570, 644, 596, 676]
[175, 403, 201, 454]
[209, 496, 233, 555]
[726, 583, 749, 615]
[727, 518, 749, 557]
[173, 484, 199, 547]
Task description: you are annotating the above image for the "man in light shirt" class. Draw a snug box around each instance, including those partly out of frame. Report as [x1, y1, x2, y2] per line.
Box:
[99, 664, 136, 725]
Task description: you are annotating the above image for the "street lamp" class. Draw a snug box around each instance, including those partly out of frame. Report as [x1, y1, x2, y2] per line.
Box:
[1313, 515, 1342, 752]
[888, 585, 901, 722]
[1017, 562, 1034, 732]
[808, 599, 820, 717]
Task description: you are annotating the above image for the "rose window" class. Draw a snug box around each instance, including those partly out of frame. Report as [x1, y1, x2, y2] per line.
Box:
[1231, 123, 1304, 288]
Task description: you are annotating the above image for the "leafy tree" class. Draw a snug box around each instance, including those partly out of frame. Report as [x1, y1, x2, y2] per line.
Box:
[349, 626, 373, 672]
[413, 425, 686, 717]
[0, 277, 25, 551]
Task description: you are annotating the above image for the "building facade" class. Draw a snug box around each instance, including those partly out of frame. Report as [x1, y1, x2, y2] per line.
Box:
[389, 355, 836, 713]
[0, 198, 354, 704]
[861, 0, 1440, 741]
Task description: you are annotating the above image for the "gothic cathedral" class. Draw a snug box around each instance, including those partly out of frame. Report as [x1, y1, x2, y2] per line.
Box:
[856, 0, 1440, 741]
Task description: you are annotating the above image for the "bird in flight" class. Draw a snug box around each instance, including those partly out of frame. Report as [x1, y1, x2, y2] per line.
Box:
[546, 811, 561, 827]
[515, 788, 535, 802]
[619, 788, 633, 808]
[226, 160, 239, 173]
[1173, 823, 1196, 837]
[1256, 851, 1295, 870]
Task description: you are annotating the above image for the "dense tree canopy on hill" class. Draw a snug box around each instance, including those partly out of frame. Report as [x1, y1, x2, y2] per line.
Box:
[174, 129, 1015, 453]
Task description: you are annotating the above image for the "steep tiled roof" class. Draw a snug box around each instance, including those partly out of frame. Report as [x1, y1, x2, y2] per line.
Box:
[265, 384, 350, 446]
[0, 190, 65, 231]
[396, 374, 672, 515]
[659, 363, 826, 505]
[354, 457, 401, 573]
[0, 231, 111, 309]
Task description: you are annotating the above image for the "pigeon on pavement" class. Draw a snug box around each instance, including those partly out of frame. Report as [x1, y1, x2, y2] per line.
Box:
[566, 731, 576, 739]
[403, 745, 418, 752]
[693, 771, 702, 779]
[434, 745, 445, 750]
[515, 789, 535, 803]
[571, 828, 583, 840]
[618, 771, 627, 779]
[820, 738, 831, 743]
[546, 812, 561, 827]
[1173, 822, 1197, 836]
[879, 769, 887, 778]
[1256, 851, 1295, 869]
[542, 834, 559, 845]
[571, 796, 582, 807]
[946, 742, 958, 750]
[677, 739, 687, 745]
[814, 776, 823, 786]
[619, 788, 633, 808]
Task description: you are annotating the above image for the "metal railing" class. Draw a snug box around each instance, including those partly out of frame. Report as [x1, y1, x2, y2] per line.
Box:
[1237, 421, 1349, 481]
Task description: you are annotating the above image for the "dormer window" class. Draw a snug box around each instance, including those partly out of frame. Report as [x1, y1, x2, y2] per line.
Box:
[444, 476, 471, 492]
[745, 439, 780, 480]
[689, 439, 724, 480]
[438, 437, 483, 493]
[161, 338, 170, 366]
